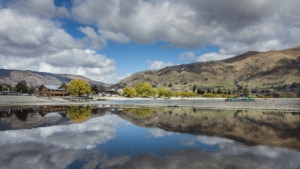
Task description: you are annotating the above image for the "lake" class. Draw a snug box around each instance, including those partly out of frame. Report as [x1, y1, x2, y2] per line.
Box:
[0, 105, 299, 169]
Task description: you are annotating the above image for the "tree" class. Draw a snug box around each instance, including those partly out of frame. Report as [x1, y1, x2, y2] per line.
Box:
[123, 87, 137, 97]
[68, 79, 91, 96]
[192, 85, 197, 93]
[135, 83, 155, 97]
[59, 83, 68, 90]
[197, 89, 205, 95]
[15, 80, 28, 93]
[217, 88, 222, 94]
[157, 87, 172, 99]
[27, 86, 35, 95]
[91, 85, 99, 94]
[243, 86, 250, 97]
[0, 83, 12, 92]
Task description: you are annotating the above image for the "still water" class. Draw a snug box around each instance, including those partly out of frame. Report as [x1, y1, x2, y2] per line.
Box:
[0, 105, 299, 169]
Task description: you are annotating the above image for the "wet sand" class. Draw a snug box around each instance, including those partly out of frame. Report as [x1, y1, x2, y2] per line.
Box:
[0, 95, 299, 110]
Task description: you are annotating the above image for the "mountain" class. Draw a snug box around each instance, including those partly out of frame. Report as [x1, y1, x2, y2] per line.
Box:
[115, 46, 300, 90]
[0, 69, 107, 87]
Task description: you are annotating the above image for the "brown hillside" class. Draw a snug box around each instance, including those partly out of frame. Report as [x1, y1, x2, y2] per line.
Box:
[115, 46, 300, 90]
[0, 69, 107, 87]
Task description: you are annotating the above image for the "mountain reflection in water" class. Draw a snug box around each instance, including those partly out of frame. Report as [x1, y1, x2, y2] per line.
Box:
[0, 106, 299, 169]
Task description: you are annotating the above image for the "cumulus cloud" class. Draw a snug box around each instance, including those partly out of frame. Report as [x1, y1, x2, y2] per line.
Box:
[0, 48, 116, 82]
[78, 26, 107, 49]
[42, 49, 116, 81]
[70, 0, 300, 53]
[0, 115, 121, 149]
[0, 6, 118, 82]
[146, 60, 173, 70]
[180, 52, 195, 60]
[197, 52, 234, 62]
[197, 135, 233, 145]
[148, 128, 173, 138]
[0, 8, 80, 57]
[7, 0, 56, 18]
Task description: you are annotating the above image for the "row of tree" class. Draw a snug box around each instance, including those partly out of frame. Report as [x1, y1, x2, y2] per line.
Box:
[193, 82, 300, 98]
[0, 79, 101, 96]
[0, 80, 35, 94]
[123, 83, 198, 98]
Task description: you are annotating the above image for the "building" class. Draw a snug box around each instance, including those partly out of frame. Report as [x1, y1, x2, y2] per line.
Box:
[38, 85, 67, 97]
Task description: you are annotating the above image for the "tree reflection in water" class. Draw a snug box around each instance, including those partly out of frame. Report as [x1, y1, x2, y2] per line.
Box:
[68, 106, 92, 122]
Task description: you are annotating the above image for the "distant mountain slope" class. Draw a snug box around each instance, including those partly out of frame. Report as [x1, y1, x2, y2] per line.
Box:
[115, 46, 300, 90]
[0, 69, 107, 87]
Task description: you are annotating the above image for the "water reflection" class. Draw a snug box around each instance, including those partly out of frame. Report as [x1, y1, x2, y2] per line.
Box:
[116, 107, 300, 151]
[0, 106, 109, 130]
[0, 106, 299, 169]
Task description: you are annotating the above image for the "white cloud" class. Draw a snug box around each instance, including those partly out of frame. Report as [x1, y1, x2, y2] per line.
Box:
[197, 135, 233, 145]
[197, 52, 234, 62]
[148, 128, 173, 138]
[180, 52, 195, 60]
[55, 6, 71, 18]
[100, 30, 130, 44]
[0, 8, 119, 83]
[0, 48, 116, 82]
[146, 60, 173, 70]
[70, 0, 300, 53]
[7, 0, 56, 18]
[0, 8, 80, 57]
[78, 26, 107, 49]
[42, 49, 116, 81]
[0, 115, 121, 149]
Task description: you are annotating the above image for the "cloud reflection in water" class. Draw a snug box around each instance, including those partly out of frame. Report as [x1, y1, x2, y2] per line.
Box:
[0, 114, 299, 169]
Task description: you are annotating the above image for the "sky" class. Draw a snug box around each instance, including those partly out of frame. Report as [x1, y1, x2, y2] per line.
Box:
[0, 0, 300, 83]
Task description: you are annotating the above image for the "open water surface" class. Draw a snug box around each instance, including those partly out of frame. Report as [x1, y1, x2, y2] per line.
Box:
[0, 105, 300, 169]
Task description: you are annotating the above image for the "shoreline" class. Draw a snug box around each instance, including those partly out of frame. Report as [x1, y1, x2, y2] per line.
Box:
[0, 95, 299, 111]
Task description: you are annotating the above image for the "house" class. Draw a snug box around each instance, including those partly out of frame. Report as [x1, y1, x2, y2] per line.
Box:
[38, 85, 67, 97]
[104, 88, 119, 96]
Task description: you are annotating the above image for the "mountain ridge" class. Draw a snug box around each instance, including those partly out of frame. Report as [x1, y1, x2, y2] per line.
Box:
[114, 46, 300, 90]
[1, 46, 300, 90]
[0, 69, 108, 87]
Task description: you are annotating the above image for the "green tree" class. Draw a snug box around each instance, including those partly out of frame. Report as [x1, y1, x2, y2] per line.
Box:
[27, 86, 35, 95]
[217, 88, 222, 94]
[123, 87, 137, 97]
[15, 80, 28, 93]
[192, 85, 197, 93]
[68, 79, 91, 96]
[135, 83, 155, 97]
[243, 86, 250, 97]
[59, 83, 68, 90]
[91, 85, 99, 94]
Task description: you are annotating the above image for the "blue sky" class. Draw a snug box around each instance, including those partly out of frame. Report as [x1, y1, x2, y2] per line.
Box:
[0, 0, 299, 83]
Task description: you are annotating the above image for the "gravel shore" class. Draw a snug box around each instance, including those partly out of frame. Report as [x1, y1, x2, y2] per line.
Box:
[0, 95, 299, 110]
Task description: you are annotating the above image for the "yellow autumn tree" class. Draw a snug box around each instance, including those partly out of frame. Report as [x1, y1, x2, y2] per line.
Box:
[135, 83, 155, 97]
[68, 79, 91, 96]
[122, 87, 137, 97]
[157, 87, 172, 99]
